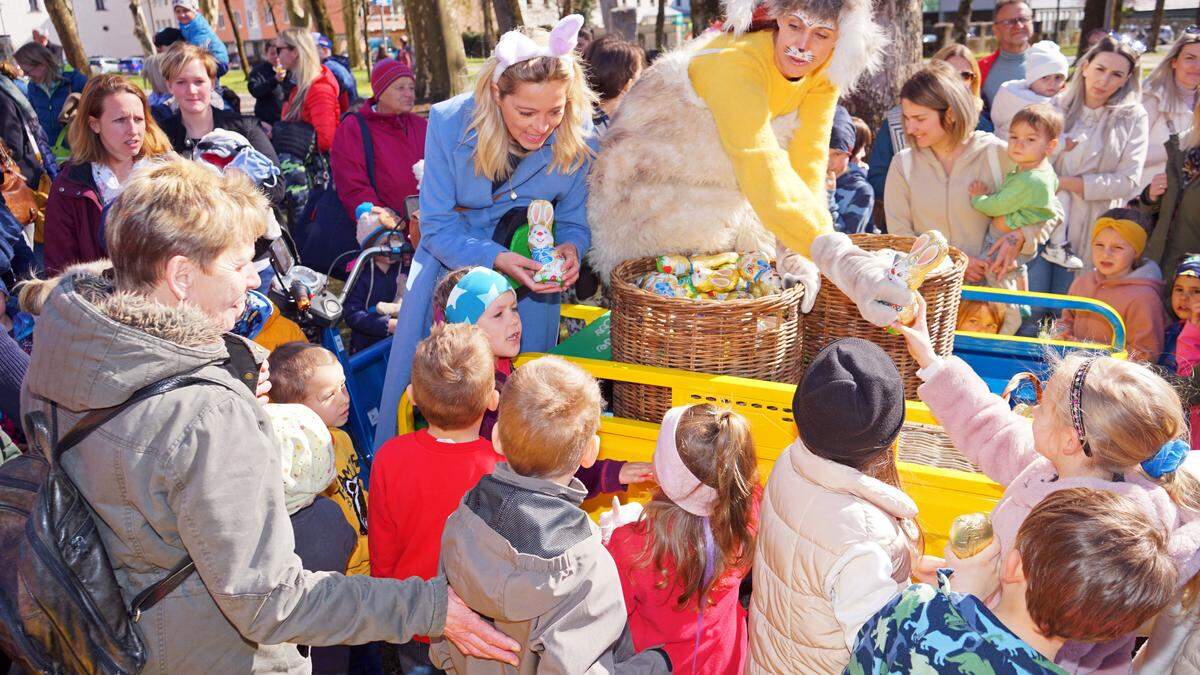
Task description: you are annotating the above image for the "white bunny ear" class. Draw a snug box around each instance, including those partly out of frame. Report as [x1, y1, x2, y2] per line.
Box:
[722, 0, 759, 34]
[549, 14, 585, 54]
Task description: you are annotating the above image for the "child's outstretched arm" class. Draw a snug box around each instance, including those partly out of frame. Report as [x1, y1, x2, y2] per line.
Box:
[892, 297, 1040, 486]
[969, 178, 1034, 218]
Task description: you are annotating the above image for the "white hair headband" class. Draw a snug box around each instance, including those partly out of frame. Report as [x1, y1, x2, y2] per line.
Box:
[492, 14, 584, 83]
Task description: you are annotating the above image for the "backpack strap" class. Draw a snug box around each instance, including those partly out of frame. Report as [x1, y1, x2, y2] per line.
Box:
[355, 112, 377, 192]
[129, 556, 195, 622]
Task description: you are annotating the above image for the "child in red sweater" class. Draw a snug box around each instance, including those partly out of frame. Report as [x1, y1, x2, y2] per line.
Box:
[431, 266, 654, 495]
[368, 322, 501, 671]
[606, 404, 761, 674]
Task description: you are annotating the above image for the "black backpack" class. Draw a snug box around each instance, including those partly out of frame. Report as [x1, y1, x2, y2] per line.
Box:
[0, 375, 208, 674]
[271, 120, 330, 239]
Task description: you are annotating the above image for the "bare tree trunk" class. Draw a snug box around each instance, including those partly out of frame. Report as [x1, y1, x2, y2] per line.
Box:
[307, 0, 336, 39]
[130, 0, 155, 54]
[690, 0, 719, 36]
[343, 0, 364, 68]
[222, 0, 252, 71]
[491, 0, 524, 33]
[1146, 0, 1165, 51]
[1110, 0, 1124, 31]
[654, 0, 666, 48]
[842, 0, 922, 132]
[1078, 0, 1105, 55]
[952, 0, 973, 44]
[559, 0, 573, 17]
[199, 0, 218, 25]
[481, 0, 496, 50]
[43, 0, 91, 76]
[287, 0, 309, 28]
[403, 0, 468, 101]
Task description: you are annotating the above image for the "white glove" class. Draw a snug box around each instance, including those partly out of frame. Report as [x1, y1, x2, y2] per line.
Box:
[810, 232, 913, 327]
[775, 240, 821, 313]
[598, 496, 644, 545]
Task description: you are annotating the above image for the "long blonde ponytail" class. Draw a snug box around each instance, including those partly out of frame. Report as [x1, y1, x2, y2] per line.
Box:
[280, 28, 321, 122]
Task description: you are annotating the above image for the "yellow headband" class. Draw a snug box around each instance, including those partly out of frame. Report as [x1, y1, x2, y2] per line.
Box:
[1091, 217, 1147, 256]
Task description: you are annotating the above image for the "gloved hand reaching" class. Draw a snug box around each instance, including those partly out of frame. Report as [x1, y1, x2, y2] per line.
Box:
[809, 232, 912, 327]
[775, 240, 821, 313]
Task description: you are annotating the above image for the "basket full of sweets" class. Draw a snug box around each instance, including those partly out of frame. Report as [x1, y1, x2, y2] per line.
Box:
[608, 251, 805, 423]
[801, 232, 967, 401]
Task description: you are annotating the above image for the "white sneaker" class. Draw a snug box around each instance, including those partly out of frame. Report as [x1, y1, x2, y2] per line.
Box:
[1041, 243, 1084, 270]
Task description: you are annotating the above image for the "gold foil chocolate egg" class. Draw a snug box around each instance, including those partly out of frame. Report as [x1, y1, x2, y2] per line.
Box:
[949, 512, 994, 558]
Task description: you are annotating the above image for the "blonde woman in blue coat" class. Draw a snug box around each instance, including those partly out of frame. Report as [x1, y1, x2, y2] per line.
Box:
[376, 16, 598, 445]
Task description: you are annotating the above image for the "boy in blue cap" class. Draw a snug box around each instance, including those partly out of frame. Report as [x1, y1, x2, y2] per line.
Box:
[828, 105, 874, 234]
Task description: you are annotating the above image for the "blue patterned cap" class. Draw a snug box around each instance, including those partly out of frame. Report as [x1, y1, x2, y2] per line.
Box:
[1176, 254, 1200, 280]
[444, 267, 513, 325]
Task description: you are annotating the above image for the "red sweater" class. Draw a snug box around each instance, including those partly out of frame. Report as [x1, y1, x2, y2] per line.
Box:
[367, 429, 500, 582]
[283, 66, 347, 152]
[606, 518, 755, 674]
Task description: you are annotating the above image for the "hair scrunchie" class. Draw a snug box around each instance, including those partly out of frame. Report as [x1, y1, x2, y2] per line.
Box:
[1142, 438, 1190, 480]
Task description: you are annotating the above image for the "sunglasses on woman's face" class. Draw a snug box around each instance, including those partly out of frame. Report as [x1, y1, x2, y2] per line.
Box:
[958, 71, 976, 83]
[274, 43, 294, 51]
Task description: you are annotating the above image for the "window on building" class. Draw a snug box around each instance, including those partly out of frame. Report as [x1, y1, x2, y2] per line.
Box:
[247, 2, 258, 28]
[95, 0, 106, 10]
[218, 12, 225, 27]
[233, 10, 241, 26]
[27, 0, 39, 12]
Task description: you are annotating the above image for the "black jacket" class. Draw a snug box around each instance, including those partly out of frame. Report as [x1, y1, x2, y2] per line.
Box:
[246, 61, 289, 125]
[0, 80, 44, 186]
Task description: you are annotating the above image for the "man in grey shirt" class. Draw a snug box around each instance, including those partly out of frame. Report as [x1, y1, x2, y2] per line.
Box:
[980, 0, 1034, 108]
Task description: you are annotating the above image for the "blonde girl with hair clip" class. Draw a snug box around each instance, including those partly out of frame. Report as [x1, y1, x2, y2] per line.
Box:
[606, 404, 760, 674]
[894, 295, 1200, 674]
[376, 16, 600, 447]
[274, 28, 346, 151]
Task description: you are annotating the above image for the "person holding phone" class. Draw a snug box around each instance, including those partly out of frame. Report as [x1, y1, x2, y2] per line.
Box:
[375, 16, 598, 446]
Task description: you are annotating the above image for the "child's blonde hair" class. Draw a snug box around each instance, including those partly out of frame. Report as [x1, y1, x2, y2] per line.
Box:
[637, 405, 758, 608]
[1017, 487, 1176, 641]
[956, 300, 1005, 333]
[496, 355, 602, 478]
[412, 323, 496, 430]
[469, 27, 597, 182]
[1010, 103, 1063, 141]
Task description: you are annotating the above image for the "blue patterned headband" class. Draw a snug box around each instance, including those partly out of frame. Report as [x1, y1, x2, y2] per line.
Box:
[444, 267, 513, 325]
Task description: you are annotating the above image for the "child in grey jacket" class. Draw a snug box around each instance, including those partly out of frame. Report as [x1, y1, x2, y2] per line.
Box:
[431, 356, 671, 674]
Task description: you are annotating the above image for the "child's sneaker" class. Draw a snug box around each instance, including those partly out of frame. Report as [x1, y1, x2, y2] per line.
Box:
[1041, 243, 1083, 270]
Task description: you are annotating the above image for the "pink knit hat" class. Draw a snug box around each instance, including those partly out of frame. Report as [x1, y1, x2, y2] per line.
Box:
[371, 58, 414, 99]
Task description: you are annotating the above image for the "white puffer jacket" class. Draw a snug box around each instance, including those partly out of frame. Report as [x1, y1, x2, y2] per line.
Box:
[747, 439, 918, 674]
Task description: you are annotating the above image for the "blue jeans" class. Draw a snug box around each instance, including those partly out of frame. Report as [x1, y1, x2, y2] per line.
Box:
[1019, 255, 1080, 336]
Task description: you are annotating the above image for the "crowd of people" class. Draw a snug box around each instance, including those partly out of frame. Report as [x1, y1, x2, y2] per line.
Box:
[0, 0, 1199, 672]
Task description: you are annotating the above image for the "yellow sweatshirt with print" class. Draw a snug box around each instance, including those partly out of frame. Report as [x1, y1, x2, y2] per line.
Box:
[688, 30, 837, 256]
[324, 427, 371, 576]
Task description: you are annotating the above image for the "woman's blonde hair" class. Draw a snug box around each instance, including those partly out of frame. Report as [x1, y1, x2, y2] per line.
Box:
[931, 43, 983, 101]
[1143, 32, 1200, 131]
[13, 41, 61, 86]
[1059, 36, 1142, 131]
[279, 28, 322, 122]
[1044, 353, 1200, 607]
[160, 42, 218, 82]
[68, 73, 172, 165]
[899, 60, 979, 148]
[105, 157, 269, 292]
[141, 53, 169, 96]
[636, 404, 758, 608]
[468, 27, 597, 182]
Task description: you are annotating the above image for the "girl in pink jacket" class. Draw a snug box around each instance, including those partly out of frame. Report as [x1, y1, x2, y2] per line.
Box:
[894, 296, 1200, 674]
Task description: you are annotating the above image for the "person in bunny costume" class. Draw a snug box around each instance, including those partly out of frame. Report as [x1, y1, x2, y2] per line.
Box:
[376, 16, 599, 446]
[587, 0, 911, 327]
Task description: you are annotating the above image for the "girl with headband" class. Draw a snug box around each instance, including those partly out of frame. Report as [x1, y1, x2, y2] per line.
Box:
[606, 404, 760, 674]
[893, 295, 1200, 674]
[586, 0, 913, 331]
[377, 16, 598, 447]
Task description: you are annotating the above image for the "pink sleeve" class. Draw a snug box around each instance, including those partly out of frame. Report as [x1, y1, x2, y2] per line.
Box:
[605, 526, 639, 618]
[1125, 292, 1166, 363]
[1177, 323, 1200, 376]
[916, 356, 1039, 486]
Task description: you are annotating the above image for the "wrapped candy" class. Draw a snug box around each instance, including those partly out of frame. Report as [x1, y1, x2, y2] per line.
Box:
[641, 272, 685, 298]
[656, 254, 692, 276]
[880, 231, 950, 325]
[691, 252, 739, 270]
[948, 512, 994, 558]
[527, 200, 566, 284]
[691, 266, 739, 293]
[750, 271, 784, 298]
[737, 252, 772, 283]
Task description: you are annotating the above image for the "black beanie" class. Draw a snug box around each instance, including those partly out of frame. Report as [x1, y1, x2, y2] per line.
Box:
[792, 338, 905, 463]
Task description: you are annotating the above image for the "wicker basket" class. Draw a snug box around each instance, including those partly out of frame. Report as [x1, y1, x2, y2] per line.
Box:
[609, 257, 806, 422]
[897, 422, 980, 473]
[801, 233, 967, 401]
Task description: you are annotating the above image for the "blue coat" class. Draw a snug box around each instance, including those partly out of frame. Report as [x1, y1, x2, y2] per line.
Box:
[180, 14, 230, 71]
[27, 70, 87, 148]
[375, 92, 596, 446]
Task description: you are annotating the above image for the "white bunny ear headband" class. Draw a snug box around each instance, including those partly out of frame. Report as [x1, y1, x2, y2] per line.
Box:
[492, 14, 584, 83]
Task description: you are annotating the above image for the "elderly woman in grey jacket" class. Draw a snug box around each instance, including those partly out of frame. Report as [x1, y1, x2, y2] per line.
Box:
[18, 158, 518, 673]
[1027, 36, 1149, 297]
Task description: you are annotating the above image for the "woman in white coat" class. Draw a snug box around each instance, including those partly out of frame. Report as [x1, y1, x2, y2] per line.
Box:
[1140, 31, 1200, 191]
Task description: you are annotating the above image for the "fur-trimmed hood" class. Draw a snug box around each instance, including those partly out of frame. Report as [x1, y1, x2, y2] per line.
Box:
[720, 0, 885, 92]
[21, 261, 237, 411]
